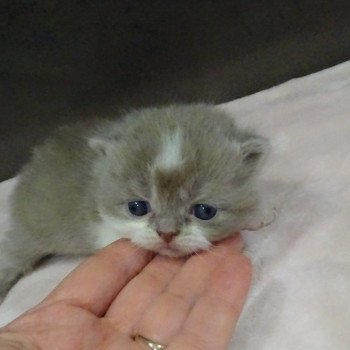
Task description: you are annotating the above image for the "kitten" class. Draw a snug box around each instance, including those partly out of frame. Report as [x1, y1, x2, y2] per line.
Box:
[0, 104, 270, 299]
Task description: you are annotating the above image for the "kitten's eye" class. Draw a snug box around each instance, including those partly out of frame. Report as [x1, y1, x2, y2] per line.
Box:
[192, 204, 217, 220]
[128, 201, 151, 216]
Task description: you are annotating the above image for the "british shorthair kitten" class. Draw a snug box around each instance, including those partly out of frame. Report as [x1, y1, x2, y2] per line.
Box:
[0, 104, 271, 299]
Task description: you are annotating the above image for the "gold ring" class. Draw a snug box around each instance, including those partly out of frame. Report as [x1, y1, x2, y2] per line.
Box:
[134, 334, 166, 350]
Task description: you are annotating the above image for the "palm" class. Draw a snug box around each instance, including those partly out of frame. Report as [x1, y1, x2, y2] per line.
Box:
[0, 238, 251, 350]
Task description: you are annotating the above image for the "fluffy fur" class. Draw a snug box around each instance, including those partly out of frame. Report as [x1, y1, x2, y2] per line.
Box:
[0, 104, 269, 298]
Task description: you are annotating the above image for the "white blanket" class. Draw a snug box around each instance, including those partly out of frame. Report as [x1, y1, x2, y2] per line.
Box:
[1, 61, 350, 349]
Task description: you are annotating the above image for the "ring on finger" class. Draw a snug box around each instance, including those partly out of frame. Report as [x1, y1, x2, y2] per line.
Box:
[134, 334, 166, 350]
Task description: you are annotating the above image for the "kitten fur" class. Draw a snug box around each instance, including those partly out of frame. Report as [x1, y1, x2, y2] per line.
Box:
[0, 104, 268, 298]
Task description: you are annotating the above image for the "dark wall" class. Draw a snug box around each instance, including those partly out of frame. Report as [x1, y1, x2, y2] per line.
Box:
[1, 0, 350, 180]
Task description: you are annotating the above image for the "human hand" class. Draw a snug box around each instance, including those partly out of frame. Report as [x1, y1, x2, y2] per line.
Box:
[0, 234, 251, 350]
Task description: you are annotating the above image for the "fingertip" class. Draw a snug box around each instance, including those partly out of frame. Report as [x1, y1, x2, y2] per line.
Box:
[209, 253, 252, 308]
[41, 238, 154, 316]
[213, 232, 244, 252]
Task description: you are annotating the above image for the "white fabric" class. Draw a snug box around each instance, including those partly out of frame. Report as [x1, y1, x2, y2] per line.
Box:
[1, 61, 350, 349]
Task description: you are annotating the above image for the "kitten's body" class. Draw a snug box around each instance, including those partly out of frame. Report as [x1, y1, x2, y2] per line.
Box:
[0, 104, 269, 298]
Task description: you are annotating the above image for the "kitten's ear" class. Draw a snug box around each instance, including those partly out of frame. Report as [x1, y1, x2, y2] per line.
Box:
[239, 134, 269, 168]
[88, 137, 114, 156]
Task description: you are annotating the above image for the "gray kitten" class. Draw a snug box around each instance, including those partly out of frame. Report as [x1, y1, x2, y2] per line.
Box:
[0, 104, 270, 299]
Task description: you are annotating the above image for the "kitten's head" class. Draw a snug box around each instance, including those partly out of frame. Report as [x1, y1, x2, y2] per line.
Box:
[89, 104, 267, 257]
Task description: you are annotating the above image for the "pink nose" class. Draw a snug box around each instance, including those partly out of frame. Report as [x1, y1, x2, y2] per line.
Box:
[157, 231, 178, 243]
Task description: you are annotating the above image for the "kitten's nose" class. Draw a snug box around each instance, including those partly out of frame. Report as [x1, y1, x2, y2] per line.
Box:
[157, 231, 178, 243]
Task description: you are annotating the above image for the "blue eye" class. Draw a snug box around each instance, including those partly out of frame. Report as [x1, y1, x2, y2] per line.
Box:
[128, 201, 151, 216]
[192, 204, 217, 220]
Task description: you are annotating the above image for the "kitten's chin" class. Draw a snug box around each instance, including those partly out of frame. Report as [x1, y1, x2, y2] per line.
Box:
[131, 234, 211, 258]
[153, 242, 211, 257]
[156, 247, 190, 258]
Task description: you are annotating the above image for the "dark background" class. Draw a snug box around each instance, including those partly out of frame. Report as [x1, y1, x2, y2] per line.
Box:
[1, 0, 350, 180]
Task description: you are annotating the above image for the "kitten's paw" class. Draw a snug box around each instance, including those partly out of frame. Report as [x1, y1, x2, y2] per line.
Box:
[242, 207, 277, 231]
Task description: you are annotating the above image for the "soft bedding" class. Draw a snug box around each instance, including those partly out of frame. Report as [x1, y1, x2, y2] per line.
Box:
[1, 61, 350, 349]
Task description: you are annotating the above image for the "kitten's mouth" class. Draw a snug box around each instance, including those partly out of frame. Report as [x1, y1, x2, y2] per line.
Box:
[155, 243, 188, 258]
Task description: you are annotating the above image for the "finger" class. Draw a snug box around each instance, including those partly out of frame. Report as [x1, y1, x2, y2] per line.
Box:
[169, 253, 252, 350]
[106, 254, 185, 333]
[40, 239, 153, 316]
[107, 233, 242, 333]
[134, 234, 243, 345]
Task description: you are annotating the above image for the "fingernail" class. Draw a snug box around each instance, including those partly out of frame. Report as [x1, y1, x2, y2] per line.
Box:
[215, 232, 244, 252]
[229, 233, 244, 251]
